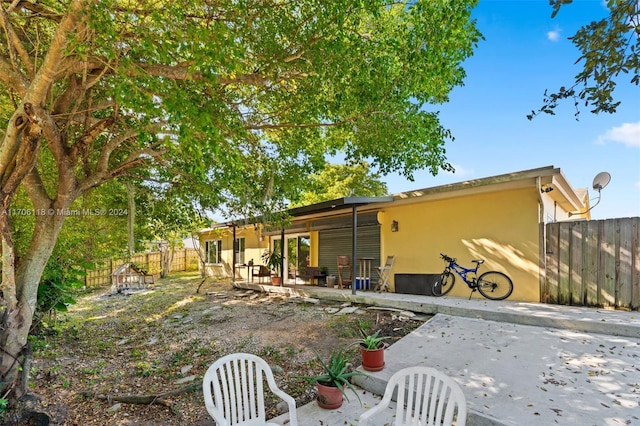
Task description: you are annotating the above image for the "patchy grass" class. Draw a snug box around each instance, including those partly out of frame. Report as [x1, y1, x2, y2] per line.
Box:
[27, 272, 425, 425]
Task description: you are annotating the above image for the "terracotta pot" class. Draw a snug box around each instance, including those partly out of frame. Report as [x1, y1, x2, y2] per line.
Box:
[270, 276, 282, 286]
[316, 382, 344, 409]
[360, 343, 385, 372]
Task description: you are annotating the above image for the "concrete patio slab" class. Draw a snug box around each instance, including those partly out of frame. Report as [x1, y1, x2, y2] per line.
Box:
[243, 282, 640, 425]
[354, 314, 639, 426]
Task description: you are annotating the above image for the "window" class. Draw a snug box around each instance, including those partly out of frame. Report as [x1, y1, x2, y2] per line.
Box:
[205, 240, 222, 264]
[234, 237, 245, 264]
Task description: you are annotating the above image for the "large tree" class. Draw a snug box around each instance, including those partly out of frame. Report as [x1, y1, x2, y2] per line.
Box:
[529, 0, 639, 119]
[291, 162, 388, 207]
[0, 0, 480, 401]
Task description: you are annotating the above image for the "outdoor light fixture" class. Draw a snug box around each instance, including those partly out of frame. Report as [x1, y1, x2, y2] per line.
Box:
[391, 220, 399, 232]
[568, 171, 611, 217]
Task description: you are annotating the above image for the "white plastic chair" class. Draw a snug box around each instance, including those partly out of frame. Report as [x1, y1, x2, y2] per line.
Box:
[375, 255, 395, 292]
[202, 353, 298, 426]
[359, 366, 466, 426]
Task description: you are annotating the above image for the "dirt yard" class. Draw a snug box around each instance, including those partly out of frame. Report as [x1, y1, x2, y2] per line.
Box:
[20, 272, 427, 425]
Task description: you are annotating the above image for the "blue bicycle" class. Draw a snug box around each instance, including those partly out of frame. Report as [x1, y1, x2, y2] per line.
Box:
[432, 253, 514, 300]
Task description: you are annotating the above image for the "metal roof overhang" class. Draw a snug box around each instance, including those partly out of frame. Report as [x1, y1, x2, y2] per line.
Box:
[287, 196, 394, 218]
[206, 197, 394, 230]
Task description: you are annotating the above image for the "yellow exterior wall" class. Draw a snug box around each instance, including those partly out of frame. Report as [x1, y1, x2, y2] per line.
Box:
[379, 188, 540, 302]
[199, 226, 268, 279]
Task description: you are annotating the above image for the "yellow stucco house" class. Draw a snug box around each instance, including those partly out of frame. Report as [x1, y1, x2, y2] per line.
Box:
[199, 166, 590, 303]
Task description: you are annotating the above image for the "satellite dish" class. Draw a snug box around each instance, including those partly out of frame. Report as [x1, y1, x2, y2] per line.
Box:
[568, 171, 612, 217]
[592, 172, 611, 192]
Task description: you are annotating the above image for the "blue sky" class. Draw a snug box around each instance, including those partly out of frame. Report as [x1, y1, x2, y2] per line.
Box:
[382, 0, 640, 220]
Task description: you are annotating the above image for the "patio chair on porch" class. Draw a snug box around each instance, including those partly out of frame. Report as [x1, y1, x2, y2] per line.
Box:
[359, 366, 467, 426]
[254, 265, 272, 283]
[203, 352, 298, 426]
[375, 255, 395, 292]
[337, 255, 352, 288]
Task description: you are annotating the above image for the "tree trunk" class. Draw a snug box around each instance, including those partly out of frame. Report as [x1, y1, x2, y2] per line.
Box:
[160, 245, 173, 278]
[0, 211, 66, 400]
[126, 182, 136, 256]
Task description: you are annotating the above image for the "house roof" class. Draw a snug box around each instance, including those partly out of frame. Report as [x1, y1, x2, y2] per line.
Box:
[202, 165, 587, 230]
[393, 165, 555, 198]
[284, 165, 587, 222]
[388, 165, 586, 213]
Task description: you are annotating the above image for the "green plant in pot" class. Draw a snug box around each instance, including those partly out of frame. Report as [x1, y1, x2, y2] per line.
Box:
[261, 249, 283, 285]
[303, 349, 363, 409]
[355, 329, 389, 372]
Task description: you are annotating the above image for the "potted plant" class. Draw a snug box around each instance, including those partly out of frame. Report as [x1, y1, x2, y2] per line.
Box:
[261, 249, 282, 285]
[355, 329, 389, 372]
[302, 349, 363, 409]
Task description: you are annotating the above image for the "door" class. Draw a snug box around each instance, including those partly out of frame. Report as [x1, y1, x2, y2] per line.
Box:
[275, 234, 310, 284]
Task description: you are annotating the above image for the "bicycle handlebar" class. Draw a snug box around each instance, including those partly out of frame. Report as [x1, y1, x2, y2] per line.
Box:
[440, 253, 456, 263]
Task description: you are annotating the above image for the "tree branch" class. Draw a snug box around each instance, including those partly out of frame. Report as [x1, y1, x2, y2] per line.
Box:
[0, 56, 29, 96]
[1, 104, 42, 199]
[81, 133, 166, 192]
[22, 168, 51, 211]
[70, 116, 115, 162]
[81, 384, 199, 406]
[38, 108, 67, 166]
[0, 6, 35, 78]
[24, 0, 91, 103]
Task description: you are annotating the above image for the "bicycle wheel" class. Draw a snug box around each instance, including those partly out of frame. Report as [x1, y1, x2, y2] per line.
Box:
[477, 271, 513, 300]
[432, 271, 455, 297]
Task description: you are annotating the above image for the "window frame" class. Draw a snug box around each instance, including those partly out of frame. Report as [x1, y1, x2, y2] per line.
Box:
[234, 237, 246, 265]
[205, 240, 222, 264]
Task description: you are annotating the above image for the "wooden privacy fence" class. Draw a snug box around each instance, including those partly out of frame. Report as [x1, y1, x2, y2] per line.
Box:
[543, 217, 639, 310]
[85, 248, 200, 287]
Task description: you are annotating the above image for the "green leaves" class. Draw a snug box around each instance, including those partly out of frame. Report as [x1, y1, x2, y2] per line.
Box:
[291, 162, 388, 207]
[355, 329, 389, 350]
[530, 0, 639, 119]
[0, 0, 482, 301]
[303, 349, 365, 403]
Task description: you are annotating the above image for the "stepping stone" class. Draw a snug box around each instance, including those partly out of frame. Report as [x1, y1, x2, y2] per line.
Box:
[175, 375, 198, 384]
[337, 307, 359, 315]
[107, 403, 122, 413]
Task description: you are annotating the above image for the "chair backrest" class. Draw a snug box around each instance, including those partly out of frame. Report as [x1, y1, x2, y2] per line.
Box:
[383, 255, 395, 269]
[258, 265, 271, 275]
[202, 353, 297, 426]
[387, 366, 466, 426]
[337, 255, 351, 267]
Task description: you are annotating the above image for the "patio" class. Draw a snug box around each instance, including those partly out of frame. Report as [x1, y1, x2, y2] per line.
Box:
[236, 281, 640, 425]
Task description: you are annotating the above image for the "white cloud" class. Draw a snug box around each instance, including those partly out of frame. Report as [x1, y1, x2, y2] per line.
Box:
[547, 29, 561, 42]
[597, 121, 640, 148]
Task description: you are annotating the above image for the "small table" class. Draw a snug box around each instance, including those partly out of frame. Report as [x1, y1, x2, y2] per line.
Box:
[234, 264, 251, 282]
[357, 257, 375, 290]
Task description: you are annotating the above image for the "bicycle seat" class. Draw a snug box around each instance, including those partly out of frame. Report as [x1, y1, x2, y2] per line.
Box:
[472, 259, 484, 265]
